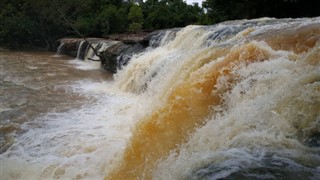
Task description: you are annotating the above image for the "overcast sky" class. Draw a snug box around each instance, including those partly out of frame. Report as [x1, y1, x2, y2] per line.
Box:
[185, 0, 204, 5]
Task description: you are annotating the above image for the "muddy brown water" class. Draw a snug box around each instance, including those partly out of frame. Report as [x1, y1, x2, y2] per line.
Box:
[0, 51, 111, 153]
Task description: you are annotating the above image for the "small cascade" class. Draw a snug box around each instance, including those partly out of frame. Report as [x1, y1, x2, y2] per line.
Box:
[56, 43, 65, 54]
[69, 40, 117, 70]
[63, 30, 179, 73]
[84, 43, 98, 61]
[52, 43, 65, 57]
[159, 30, 178, 47]
[84, 41, 116, 61]
[75, 41, 89, 60]
[149, 29, 179, 48]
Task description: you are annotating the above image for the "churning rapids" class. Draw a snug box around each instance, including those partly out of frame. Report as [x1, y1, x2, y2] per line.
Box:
[1, 17, 320, 179]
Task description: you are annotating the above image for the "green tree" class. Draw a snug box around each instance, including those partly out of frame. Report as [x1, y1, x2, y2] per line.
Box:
[0, 0, 64, 49]
[128, 4, 143, 32]
[141, 0, 203, 30]
[202, 0, 320, 24]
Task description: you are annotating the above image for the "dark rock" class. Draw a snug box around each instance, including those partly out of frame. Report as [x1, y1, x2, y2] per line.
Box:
[105, 32, 150, 44]
[57, 38, 83, 57]
[57, 29, 180, 73]
[305, 133, 320, 147]
[100, 29, 179, 73]
[101, 42, 126, 73]
[101, 41, 146, 73]
[190, 154, 318, 180]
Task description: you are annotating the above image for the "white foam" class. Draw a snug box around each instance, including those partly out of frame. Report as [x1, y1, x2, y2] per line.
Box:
[153, 47, 320, 179]
[0, 80, 146, 179]
[68, 59, 101, 70]
[27, 66, 38, 70]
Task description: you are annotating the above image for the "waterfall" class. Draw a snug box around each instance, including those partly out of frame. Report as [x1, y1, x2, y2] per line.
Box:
[84, 43, 99, 61]
[75, 40, 87, 60]
[148, 29, 179, 48]
[53, 43, 65, 57]
[56, 43, 65, 54]
[70, 39, 118, 62]
[108, 17, 320, 179]
[71, 31, 178, 73]
[1, 17, 319, 180]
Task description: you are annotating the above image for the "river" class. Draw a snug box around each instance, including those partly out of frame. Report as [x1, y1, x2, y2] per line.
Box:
[1, 17, 320, 179]
[0, 51, 136, 179]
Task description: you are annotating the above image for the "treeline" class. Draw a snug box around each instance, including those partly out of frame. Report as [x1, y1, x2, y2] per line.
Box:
[0, 0, 202, 49]
[1, 0, 319, 50]
[202, 0, 320, 24]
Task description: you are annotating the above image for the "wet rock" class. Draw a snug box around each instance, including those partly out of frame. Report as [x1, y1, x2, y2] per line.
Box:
[57, 29, 179, 73]
[105, 32, 150, 44]
[101, 42, 126, 73]
[144, 28, 180, 48]
[100, 29, 179, 73]
[57, 38, 82, 57]
[101, 41, 146, 73]
[305, 133, 320, 147]
[190, 156, 318, 180]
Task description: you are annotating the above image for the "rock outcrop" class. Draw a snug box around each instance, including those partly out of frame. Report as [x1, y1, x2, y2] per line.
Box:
[56, 29, 179, 73]
[57, 38, 81, 57]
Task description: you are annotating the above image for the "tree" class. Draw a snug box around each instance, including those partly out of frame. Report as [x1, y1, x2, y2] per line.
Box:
[202, 0, 320, 24]
[0, 0, 65, 49]
[142, 0, 203, 30]
[128, 4, 143, 32]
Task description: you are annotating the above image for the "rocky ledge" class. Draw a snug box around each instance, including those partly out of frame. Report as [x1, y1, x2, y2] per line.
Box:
[57, 29, 178, 73]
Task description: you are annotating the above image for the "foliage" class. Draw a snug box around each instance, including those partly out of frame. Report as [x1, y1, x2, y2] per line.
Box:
[128, 4, 143, 32]
[128, 22, 143, 33]
[1, 0, 319, 50]
[128, 4, 143, 24]
[97, 4, 129, 35]
[202, 0, 320, 24]
[141, 0, 202, 30]
[0, 0, 46, 49]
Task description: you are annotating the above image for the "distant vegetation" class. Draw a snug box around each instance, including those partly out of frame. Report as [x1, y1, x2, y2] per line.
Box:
[1, 0, 319, 50]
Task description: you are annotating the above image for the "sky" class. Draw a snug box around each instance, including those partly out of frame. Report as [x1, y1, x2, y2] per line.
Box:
[185, 0, 204, 5]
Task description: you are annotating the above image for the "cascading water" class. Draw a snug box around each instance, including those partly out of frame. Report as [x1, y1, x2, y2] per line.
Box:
[52, 43, 65, 57]
[69, 40, 118, 70]
[114, 29, 179, 73]
[83, 41, 117, 62]
[56, 43, 65, 54]
[148, 29, 179, 48]
[1, 17, 319, 180]
[109, 17, 320, 179]
[75, 40, 87, 60]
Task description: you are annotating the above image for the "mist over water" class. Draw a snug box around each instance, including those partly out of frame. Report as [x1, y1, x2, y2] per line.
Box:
[1, 17, 320, 179]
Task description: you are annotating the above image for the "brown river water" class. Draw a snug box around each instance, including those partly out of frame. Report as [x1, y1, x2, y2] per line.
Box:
[0, 51, 133, 179]
[1, 51, 111, 152]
